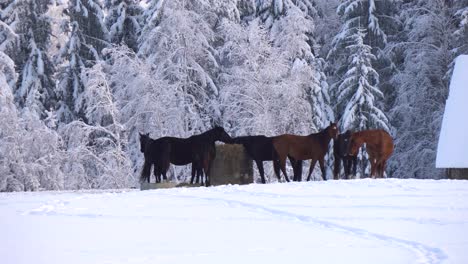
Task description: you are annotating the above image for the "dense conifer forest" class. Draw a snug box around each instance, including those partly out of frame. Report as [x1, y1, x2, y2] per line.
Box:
[1, 0, 467, 191]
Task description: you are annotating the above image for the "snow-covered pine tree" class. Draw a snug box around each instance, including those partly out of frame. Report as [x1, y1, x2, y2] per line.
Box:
[1, 0, 57, 118]
[105, 46, 189, 180]
[0, 49, 63, 191]
[453, 0, 468, 56]
[139, 0, 165, 39]
[65, 0, 109, 60]
[139, 0, 219, 132]
[338, 29, 389, 131]
[0, 19, 17, 53]
[56, 0, 110, 123]
[217, 16, 318, 136]
[330, 0, 388, 59]
[388, 0, 459, 179]
[56, 22, 86, 123]
[270, 4, 332, 133]
[334, 28, 389, 178]
[328, 0, 394, 111]
[105, 0, 142, 52]
[0, 51, 23, 191]
[61, 62, 133, 189]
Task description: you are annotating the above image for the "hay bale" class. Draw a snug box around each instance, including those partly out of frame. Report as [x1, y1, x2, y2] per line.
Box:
[209, 144, 253, 186]
[140, 144, 253, 190]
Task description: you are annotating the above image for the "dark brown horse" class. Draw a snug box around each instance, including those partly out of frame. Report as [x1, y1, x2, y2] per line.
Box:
[140, 133, 170, 183]
[347, 129, 394, 178]
[334, 130, 357, 180]
[140, 127, 232, 186]
[229, 136, 302, 183]
[272, 122, 339, 182]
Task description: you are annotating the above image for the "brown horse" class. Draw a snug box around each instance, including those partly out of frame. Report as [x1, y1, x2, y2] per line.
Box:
[272, 122, 339, 182]
[347, 129, 394, 178]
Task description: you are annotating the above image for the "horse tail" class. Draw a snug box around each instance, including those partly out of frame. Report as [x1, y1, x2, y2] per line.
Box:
[140, 159, 152, 183]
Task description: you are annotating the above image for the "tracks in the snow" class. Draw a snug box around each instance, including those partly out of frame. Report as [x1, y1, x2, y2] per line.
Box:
[161, 190, 447, 264]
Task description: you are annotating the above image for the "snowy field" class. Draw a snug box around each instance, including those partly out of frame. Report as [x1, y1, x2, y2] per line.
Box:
[2, 179, 468, 264]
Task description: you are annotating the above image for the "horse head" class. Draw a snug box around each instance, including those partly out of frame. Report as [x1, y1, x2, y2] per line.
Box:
[139, 133, 150, 153]
[212, 126, 233, 143]
[326, 122, 339, 140]
[348, 133, 363, 156]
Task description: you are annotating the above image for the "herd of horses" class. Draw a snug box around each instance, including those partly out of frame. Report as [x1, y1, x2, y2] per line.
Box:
[140, 123, 394, 186]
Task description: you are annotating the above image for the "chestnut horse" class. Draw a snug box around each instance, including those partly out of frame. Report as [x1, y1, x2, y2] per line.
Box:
[272, 122, 339, 182]
[347, 129, 394, 178]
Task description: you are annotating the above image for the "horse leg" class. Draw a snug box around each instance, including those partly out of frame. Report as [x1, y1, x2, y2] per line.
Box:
[334, 157, 341, 180]
[370, 158, 377, 179]
[255, 160, 266, 184]
[306, 159, 317, 181]
[295, 160, 303, 182]
[344, 158, 351, 179]
[378, 161, 384, 178]
[273, 159, 281, 182]
[288, 157, 298, 182]
[190, 164, 196, 184]
[196, 167, 201, 185]
[140, 160, 152, 183]
[153, 165, 160, 183]
[381, 160, 387, 178]
[279, 158, 290, 182]
[351, 156, 357, 178]
[162, 166, 168, 181]
[198, 167, 204, 186]
[319, 158, 327, 181]
[203, 157, 212, 187]
[162, 160, 170, 182]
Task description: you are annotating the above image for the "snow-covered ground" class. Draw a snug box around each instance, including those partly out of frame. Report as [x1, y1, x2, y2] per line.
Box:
[2, 179, 468, 264]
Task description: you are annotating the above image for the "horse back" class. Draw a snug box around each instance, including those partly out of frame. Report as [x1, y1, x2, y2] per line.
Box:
[360, 130, 394, 158]
[165, 137, 193, 165]
[273, 134, 321, 160]
[232, 135, 275, 161]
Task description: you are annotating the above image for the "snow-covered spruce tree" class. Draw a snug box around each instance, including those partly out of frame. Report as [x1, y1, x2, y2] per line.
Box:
[0, 19, 17, 53]
[105, 0, 142, 52]
[139, 0, 219, 132]
[328, 0, 395, 112]
[140, 0, 165, 39]
[270, 5, 333, 132]
[0, 51, 23, 191]
[1, 0, 57, 118]
[56, 0, 109, 123]
[387, 0, 459, 179]
[335, 28, 389, 178]
[329, 0, 388, 61]
[338, 29, 389, 131]
[0, 50, 64, 191]
[61, 62, 133, 189]
[453, 0, 468, 56]
[56, 22, 85, 123]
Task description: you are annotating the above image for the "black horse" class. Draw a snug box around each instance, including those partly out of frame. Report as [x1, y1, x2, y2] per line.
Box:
[229, 136, 302, 183]
[333, 130, 357, 179]
[140, 133, 170, 183]
[140, 127, 232, 186]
